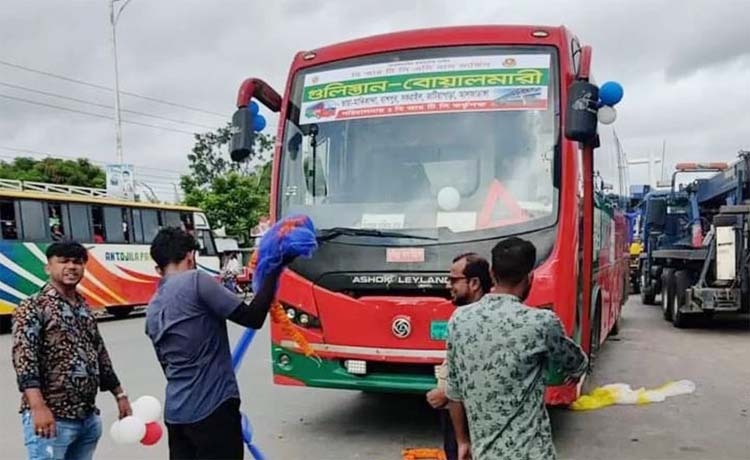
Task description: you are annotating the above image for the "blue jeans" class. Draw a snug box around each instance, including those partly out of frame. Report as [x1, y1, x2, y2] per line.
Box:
[21, 411, 102, 460]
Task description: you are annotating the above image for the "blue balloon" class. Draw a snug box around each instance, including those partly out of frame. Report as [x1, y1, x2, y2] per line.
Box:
[248, 101, 259, 116]
[253, 114, 266, 132]
[599, 81, 624, 106]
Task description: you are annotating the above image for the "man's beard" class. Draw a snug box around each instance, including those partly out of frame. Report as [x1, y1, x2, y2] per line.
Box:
[453, 295, 471, 307]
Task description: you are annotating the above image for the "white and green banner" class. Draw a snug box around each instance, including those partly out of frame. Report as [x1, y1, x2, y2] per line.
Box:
[300, 54, 550, 124]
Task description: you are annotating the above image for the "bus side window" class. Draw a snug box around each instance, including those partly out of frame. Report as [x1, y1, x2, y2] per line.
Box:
[0, 200, 18, 240]
[103, 206, 128, 243]
[47, 203, 66, 241]
[19, 201, 47, 241]
[197, 229, 217, 256]
[91, 206, 106, 243]
[141, 209, 160, 243]
[180, 212, 194, 233]
[164, 211, 181, 229]
[121, 208, 132, 242]
[68, 204, 92, 243]
[132, 208, 145, 243]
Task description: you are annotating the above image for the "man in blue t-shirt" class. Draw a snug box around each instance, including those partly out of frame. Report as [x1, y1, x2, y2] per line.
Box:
[145, 227, 286, 459]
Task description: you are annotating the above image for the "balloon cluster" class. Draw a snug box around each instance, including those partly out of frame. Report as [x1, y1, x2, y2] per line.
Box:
[248, 101, 267, 132]
[597, 81, 624, 125]
[110, 396, 164, 447]
[231, 215, 318, 460]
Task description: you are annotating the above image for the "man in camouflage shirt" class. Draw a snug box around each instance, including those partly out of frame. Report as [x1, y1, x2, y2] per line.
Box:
[446, 237, 588, 460]
[12, 242, 131, 460]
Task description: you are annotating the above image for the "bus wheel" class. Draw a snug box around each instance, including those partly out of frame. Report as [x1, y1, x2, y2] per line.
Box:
[661, 269, 676, 322]
[672, 271, 691, 329]
[610, 317, 620, 336]
[106, 307, 133, 319]
[589, 297, 602, 359]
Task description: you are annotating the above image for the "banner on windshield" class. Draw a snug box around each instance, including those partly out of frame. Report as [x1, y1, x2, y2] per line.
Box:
[300, 54, 550, 124]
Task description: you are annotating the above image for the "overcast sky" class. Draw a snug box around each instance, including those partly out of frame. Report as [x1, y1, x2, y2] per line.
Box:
[1, 0, 748, 200]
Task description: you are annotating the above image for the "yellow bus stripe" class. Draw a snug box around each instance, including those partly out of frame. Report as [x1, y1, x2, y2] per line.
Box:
[83, 272, 127, 305]
[77, 285, 109, 307]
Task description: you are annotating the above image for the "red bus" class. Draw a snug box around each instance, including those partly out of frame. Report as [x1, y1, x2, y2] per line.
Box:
[232, 25, 628, 404]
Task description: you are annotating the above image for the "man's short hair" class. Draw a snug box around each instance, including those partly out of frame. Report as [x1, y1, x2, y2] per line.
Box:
[453, 252, 492, 293]
[491, 238, 536, 285]
[150, 227, 200, 269]
[46, 241, 88, 262]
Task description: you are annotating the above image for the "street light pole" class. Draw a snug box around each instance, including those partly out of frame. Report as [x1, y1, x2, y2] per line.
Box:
[109, 0, 133, 165]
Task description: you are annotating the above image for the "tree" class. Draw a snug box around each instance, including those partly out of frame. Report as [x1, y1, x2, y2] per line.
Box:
[181, 123, 275, 243]
[186, 124, 274, 185]
[0, 157, 106, 188]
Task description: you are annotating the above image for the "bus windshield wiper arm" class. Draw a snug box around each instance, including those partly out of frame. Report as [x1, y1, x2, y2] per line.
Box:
[317, 227, 437, 242]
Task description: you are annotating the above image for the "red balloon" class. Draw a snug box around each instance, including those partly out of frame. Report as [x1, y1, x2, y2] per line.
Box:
[140, 422, 163, 446]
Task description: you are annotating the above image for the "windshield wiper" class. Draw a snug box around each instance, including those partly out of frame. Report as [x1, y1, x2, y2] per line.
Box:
[317, 227, 437, 242]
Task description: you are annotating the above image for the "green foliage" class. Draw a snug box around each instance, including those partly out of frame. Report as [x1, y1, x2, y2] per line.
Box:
[0, 157, 105, 188]
[181, 123, 274, 243]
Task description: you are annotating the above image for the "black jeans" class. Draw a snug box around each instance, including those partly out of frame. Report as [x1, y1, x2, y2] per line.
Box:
[166, 398, 244, 460]
[440, 409, 458, 460]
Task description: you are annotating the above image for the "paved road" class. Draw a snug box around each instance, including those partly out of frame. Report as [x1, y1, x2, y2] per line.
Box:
[1, 297, 748, 459]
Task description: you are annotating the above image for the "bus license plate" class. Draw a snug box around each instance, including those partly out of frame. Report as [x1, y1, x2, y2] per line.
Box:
[430, 321, 448, 341]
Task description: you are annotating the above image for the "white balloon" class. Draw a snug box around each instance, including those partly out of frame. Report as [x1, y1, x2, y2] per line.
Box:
[437, 186, 461, 211]
[598, 105, 617, 125]
[132, 395, 162, 423]
[109, 420, 125, 444]
[117, 416, 146, 444]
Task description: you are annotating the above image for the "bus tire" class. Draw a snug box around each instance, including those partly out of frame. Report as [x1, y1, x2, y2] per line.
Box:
[672, 271, 691, 329]
[589, 296, 602, 359]
[106, 307, 133, 319]
[610, 317, 620, 336]
[661, 269, 676, 322]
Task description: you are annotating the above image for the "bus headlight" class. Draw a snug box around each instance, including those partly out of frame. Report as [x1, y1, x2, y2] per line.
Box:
[280, 303, 321, 328]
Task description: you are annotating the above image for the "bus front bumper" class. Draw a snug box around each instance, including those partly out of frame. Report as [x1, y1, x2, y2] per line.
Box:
[269, 346, 580, 404]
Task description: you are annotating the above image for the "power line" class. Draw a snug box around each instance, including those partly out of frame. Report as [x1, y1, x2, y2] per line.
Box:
[0, 145, 188, 176]
[0, 81, 217, 130]
[0, 93, 197, 135]
[0, 58, 228, 118]
[0, 153, 183, 190]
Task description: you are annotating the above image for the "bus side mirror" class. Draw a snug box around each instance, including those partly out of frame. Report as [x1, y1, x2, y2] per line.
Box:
[230, 109, 255, 162]
[564, 81, 599, 143]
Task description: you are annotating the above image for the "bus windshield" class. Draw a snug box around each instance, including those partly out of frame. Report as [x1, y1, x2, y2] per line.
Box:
[279, 46, 559, 242]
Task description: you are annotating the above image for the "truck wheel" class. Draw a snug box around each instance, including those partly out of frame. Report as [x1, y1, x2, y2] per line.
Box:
[631, 278, 640, 295]
[672, 271, 691, 329]
[661, 269, 675, 321]
[639, 270, 654, 304]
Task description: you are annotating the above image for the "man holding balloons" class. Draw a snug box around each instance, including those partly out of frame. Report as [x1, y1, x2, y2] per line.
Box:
[145, 227, 287, 459]
[11, 241, 132, 460]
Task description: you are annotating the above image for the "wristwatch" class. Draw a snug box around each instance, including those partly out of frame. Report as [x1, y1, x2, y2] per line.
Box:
[115, 392, 128, 400]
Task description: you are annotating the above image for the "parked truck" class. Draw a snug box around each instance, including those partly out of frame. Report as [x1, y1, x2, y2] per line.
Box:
[644, 154, 750, 327]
